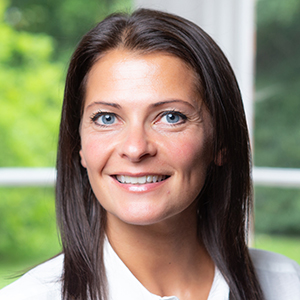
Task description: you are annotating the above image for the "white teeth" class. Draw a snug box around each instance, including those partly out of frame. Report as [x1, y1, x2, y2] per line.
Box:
[137, 176, 147, 184]
[116, 175, 167, 184]
[131, 177, 138, 184]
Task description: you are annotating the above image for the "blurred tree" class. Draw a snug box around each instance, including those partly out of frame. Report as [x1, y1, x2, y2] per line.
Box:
[0, 0, 63, 166]
[0, 187, 60, 264]
[0, 0, 62, 266]
[254, 0, 300, 168]
[5, 0, 132, 60]
[255, 187, 300, 234]
[254, 0, 300, 235]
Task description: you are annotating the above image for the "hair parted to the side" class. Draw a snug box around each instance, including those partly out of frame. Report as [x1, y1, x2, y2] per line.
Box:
[56, 8, 264, 300]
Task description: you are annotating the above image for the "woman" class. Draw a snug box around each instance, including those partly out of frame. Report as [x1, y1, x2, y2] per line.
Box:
[1, 8, 299, 300]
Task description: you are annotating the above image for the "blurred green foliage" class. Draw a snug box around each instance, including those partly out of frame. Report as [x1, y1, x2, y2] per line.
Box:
[254, 234, 300, 265]
[254, 0, 300, 237]
[254, 0, 300, 168]
[5, 0, 132, 60]
[255, 187, 300, 234]
[0, 1, 63, 167]
[0, 187, 60, 263]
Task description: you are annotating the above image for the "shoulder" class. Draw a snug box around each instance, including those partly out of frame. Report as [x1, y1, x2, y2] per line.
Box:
[250, 248, 300, 273]
[249, 248, 300, 300]
[0, 254, 64, 300]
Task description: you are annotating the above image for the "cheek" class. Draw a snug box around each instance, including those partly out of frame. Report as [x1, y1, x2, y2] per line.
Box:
[80, 135, 108, 169]
[166, 134, 212, 172]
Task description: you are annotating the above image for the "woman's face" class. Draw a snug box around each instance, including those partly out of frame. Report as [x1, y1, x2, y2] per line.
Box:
[79, 49, 213, 228]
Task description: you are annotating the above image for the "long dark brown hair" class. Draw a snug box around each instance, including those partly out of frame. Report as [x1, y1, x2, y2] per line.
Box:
[56, 8, 263, 300]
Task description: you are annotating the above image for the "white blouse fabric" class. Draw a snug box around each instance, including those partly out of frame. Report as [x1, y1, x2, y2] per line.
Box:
[0, 239, 299, 300]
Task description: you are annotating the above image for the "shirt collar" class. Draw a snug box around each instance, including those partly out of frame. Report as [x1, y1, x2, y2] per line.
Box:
[103, 238, 229, 300]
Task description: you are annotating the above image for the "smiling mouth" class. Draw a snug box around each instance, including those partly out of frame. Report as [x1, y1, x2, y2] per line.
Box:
[115, 175, 169, 184]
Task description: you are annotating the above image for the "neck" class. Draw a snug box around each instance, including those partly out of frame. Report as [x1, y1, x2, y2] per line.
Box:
[105, 204, 214, 300]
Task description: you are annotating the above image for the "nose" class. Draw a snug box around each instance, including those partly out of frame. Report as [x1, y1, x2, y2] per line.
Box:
[118, 126, 157, 162]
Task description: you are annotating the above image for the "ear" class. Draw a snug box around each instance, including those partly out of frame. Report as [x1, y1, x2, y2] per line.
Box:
[79, 149, 87, 168]
[214, 148, 226, 166]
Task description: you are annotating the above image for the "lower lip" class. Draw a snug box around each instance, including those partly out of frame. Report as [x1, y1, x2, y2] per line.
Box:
[112, 177, 168, 193]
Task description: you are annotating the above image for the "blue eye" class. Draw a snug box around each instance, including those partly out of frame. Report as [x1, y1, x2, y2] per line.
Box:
[91, 112, 117, 126]
[100, 114, 116, 125]
[165, 113, 180, 123]
[161, 111, 187, 124]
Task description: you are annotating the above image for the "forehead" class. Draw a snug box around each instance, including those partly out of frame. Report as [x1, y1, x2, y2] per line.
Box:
[84, 49, 202, 108]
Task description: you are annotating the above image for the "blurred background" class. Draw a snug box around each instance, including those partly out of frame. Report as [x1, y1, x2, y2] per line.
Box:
[0, 0, 299, 288]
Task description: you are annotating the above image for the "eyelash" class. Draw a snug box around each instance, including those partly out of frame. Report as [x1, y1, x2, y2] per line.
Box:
[159, 110, 188, 125]
[90, 111, 117, 127]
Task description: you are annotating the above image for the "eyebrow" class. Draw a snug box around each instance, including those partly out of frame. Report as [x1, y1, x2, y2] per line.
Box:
[152, 99, 195, 109]
[86, 99, 196, 110]
[86, 101, 121, 110]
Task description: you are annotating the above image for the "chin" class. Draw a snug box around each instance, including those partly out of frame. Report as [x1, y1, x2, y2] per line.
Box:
[108, 209, 172, 227]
